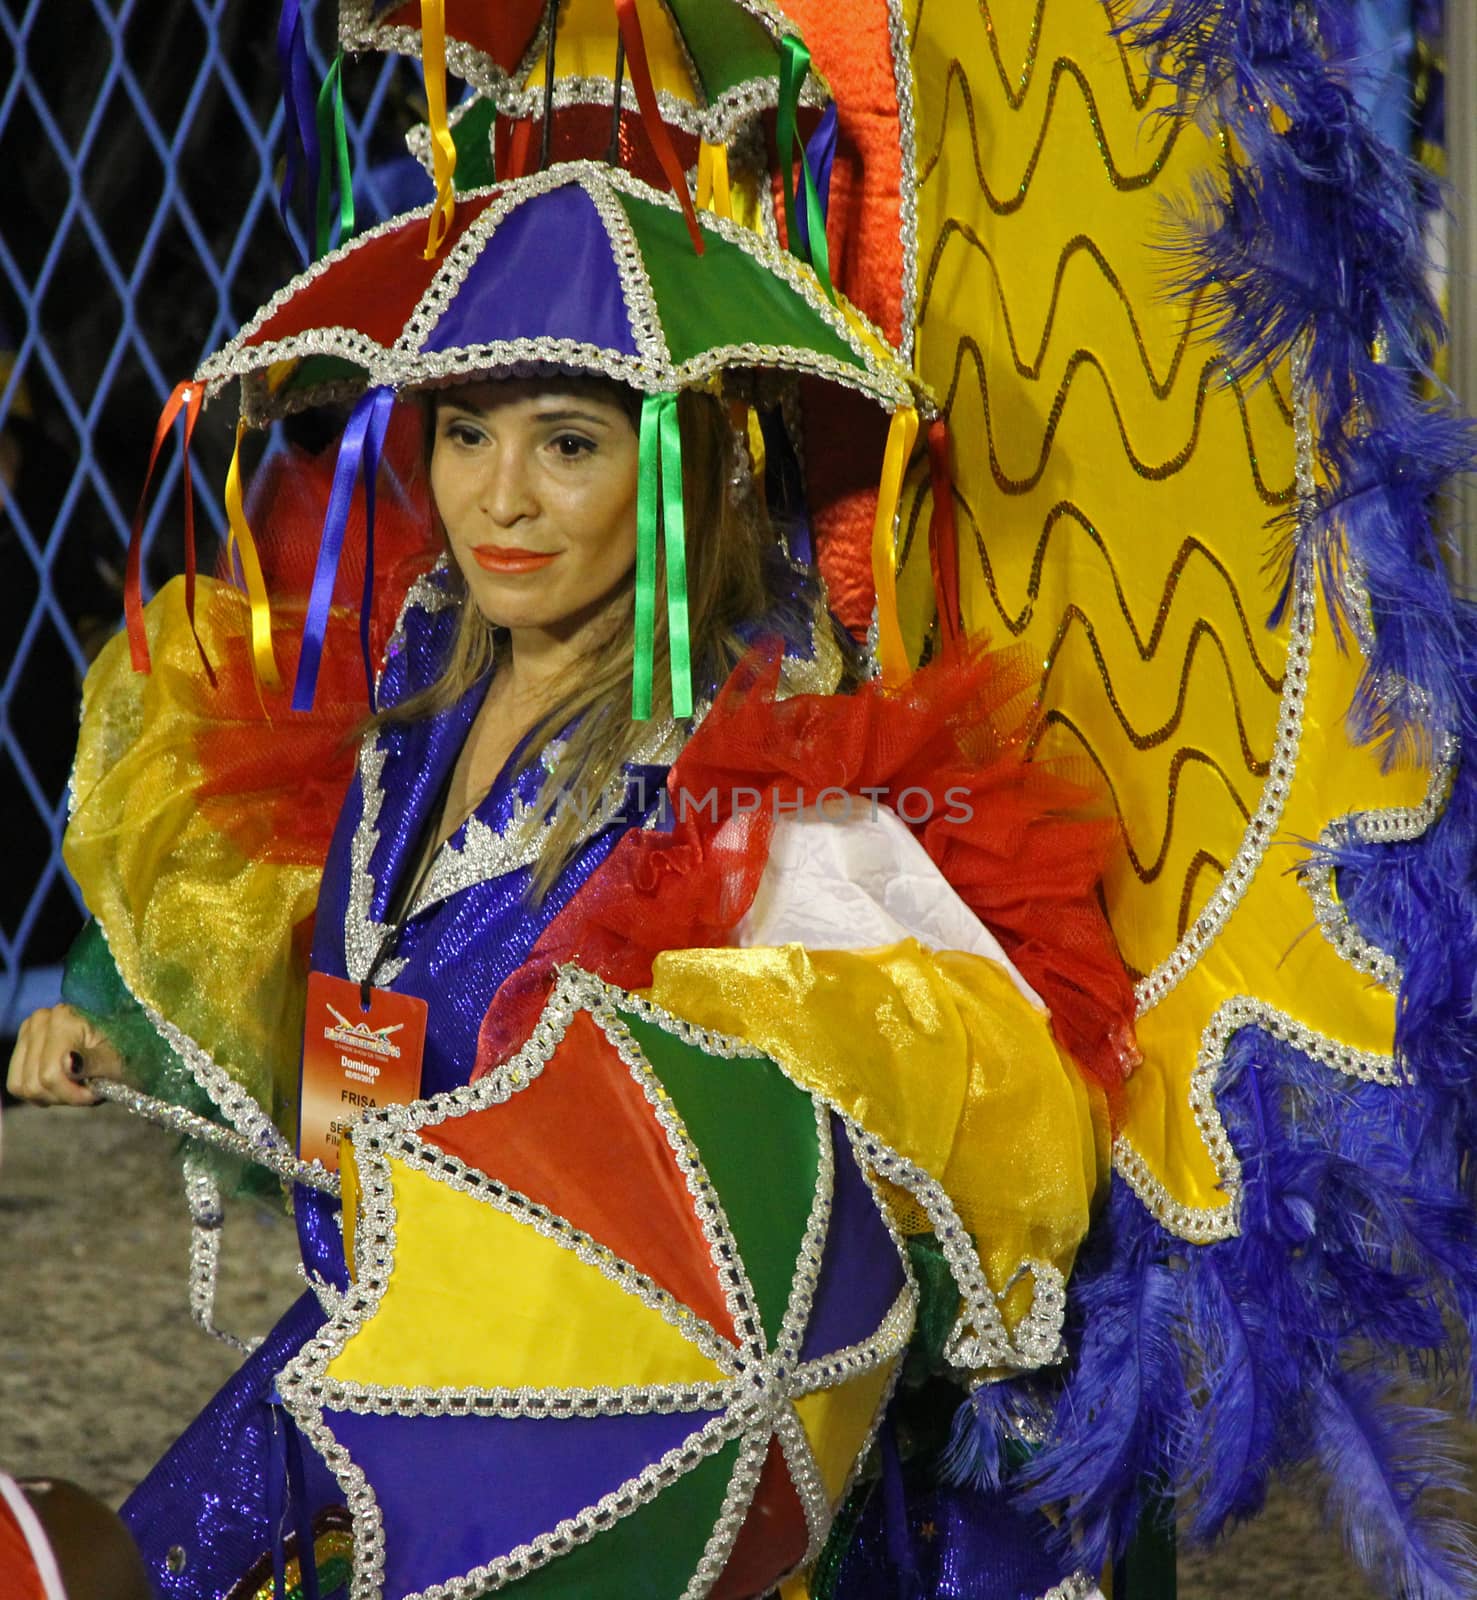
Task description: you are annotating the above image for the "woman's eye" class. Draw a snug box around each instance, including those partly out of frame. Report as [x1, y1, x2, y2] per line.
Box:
[551, 433, 596, 459]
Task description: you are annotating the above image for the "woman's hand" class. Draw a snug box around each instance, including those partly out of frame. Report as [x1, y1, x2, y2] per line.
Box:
[6, 1006, 125, 1106]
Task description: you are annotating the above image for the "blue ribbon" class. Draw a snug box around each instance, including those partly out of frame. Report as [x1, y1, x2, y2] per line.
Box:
[794, 102, 838, 260]
[276, 0, 322, 251]
[293, 387, 396, 712]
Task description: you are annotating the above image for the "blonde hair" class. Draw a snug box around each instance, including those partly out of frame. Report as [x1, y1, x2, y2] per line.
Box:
[378, 382, 771, 898]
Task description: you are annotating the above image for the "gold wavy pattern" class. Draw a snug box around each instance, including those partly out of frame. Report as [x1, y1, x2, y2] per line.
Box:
[915, 55, 1184, 212]
[1035, 712, 1254, 882]
[919, 223, 1202, 396]
[902, 496, 1285, 691]
[908, 0, 1293, 1002]
[939, 337, 1297, 503]
[1038, 609, 1273, 772]
[907, 0, 1159, 111]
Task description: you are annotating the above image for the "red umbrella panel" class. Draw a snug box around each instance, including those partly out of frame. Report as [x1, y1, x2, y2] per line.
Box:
[277, 966, 924, 1598]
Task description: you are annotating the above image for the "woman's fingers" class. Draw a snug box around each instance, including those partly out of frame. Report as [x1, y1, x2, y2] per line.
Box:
[4, 1007, 118, 1106]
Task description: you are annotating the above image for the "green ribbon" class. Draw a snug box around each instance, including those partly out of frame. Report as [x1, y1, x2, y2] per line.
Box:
[314, 52, 355, 259]
[776, 34, 836, 305]
[633, 393, 693, 721]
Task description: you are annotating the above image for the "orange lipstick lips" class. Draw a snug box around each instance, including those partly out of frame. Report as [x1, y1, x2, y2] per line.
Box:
[472, 544, 559, 574]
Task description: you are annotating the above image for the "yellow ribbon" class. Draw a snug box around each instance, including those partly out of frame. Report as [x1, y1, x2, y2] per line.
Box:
[224, 422, 282, 691]
[871, 405, 918, 686]
[420, 0, 458, 258]
[695, 141, 732, 219]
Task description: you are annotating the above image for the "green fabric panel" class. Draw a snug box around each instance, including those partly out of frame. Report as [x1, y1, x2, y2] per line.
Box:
[902, 1235, 961, 1386]
[284, 353, 370, 394]
[61, 920, 277, 1199]
[619, 1010, 818, 1349]
[499, 1435, 740, 1599]
[451, 98, 498, 191]
[617, 190, 862, 371]
[660, 0, 778, 99]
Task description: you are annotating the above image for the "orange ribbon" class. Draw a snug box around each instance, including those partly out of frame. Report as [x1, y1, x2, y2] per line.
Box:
[125, 380, 213, 682]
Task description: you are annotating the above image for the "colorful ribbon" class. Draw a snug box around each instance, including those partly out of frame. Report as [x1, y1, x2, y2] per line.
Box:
[293, 387, 396, 712]
[633, 393, 693, 721]
[614, 0, 704, 255]
[871, 405, 919, 687]
[125, 380, 214, 682]
[776, 36, 836, 304]
[926, 418, 963, 654]
[696, 142, 733, 220]
[419, 0, 458, 258]
[314, 52, 355, 260]
[224, 422, 283, 693]
[276, 0, 321, 253]
[794, 102, 837, 261]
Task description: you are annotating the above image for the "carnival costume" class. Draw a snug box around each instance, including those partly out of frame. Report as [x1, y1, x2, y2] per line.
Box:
[52, 2, 1477, 1599]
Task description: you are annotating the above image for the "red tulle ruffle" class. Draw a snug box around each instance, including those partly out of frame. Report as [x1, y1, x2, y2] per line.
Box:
[477, 643, 1139, 1110]
[192, 409, 440, 868]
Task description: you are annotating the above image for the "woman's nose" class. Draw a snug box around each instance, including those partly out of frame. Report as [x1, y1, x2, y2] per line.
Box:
[479, 447, 537, 525]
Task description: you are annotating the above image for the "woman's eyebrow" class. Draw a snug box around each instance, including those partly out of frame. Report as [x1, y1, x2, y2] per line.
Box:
[531, 407, 614, 427]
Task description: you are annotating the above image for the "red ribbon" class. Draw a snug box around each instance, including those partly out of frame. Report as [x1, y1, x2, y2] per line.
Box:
[613, 0, 704, 255]
[926, 418, 963, 655]
[125, 380, 213, 682]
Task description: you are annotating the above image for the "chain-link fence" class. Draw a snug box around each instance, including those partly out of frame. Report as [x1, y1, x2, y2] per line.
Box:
[0, 0, 439, 1035]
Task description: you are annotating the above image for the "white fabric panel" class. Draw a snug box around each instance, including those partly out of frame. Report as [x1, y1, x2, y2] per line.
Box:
[735, 805, 1045, 1010]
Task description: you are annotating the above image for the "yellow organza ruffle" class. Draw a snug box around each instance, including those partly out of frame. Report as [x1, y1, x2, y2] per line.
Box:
[645, 940, 1111, 1334]
[65, 576, 357, 1140]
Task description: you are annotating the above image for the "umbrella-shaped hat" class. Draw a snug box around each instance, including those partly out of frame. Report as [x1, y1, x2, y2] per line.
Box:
[339, 0, 829, 147]
[196, 162, 904, 417]
[174, 162, 924, 715]
[280, 968, 917, 1598]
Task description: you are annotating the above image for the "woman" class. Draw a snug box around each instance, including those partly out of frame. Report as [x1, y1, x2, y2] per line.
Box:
[8, 171, 1130, 1600]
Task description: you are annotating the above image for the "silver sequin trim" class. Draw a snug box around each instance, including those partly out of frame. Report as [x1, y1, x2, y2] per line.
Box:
[277, 966, 919, 1599]
[196, 165, 924, 425]
[94, 1079, 340, 1195]
[887, 0, 920, 366]
[342, 0, 830, 148]
[182, 1158, 263, 1354]
[1135, 359, 1316, 1016]
[1113, 993, 1407, 1244]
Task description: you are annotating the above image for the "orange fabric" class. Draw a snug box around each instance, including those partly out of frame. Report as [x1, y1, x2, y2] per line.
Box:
[777, 0, 907, 635]
[421, 1009, 741, 1343]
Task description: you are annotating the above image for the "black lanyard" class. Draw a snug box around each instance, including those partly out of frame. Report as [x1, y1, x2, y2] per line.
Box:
[360, 764, 458, 1007]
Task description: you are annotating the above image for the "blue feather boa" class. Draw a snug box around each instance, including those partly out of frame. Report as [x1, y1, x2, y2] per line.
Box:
[947, 0, 1477, 1593]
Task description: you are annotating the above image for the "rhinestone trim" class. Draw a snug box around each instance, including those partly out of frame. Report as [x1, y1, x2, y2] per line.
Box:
[277, 965, 917, 1599]
[1134, 554, 1313, 1015]
[887, 0, 920, 366]
[196, 165, 924, 425]
[182, 1157, 263, 1355]
[83, 912, 291, 1154]
[613, 984, 1055, 1374]
[1113, 993, 1407, 1245]
[341, 0, 830, 148]
[93, 1079, 340, 1195]
[1305, 737, 1454, 992]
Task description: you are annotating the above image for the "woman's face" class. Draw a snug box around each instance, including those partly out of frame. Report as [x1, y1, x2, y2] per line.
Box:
[430, 379, 640, 637]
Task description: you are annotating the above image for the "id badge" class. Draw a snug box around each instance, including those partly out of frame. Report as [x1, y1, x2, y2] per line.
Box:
[300, 971, 428, 1172]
